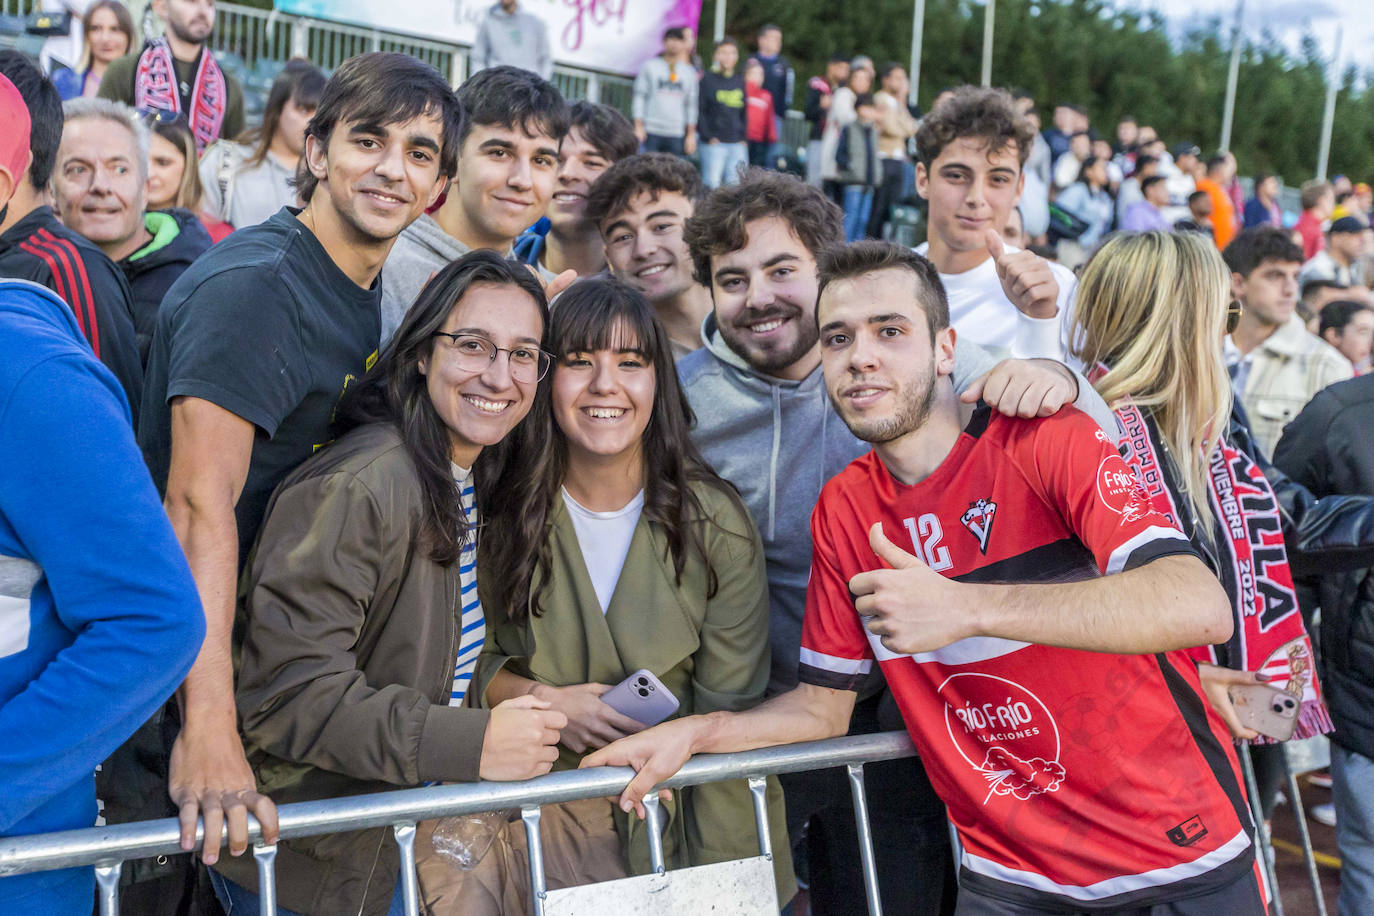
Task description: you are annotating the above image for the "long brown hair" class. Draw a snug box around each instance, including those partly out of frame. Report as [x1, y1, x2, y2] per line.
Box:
[79, 1, 135, 72]
[238, 59, 326, 169]
[337, 251, 551, 565]
[482, 277, 752, 624]
[149, 115, 204, 211]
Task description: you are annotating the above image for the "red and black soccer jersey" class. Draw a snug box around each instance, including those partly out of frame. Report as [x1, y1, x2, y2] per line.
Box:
[0, 207, 142, 423]
[799, 405, 1258, 912]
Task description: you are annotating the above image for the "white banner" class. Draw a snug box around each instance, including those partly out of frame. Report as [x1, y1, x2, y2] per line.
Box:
[275, 0, 703, 76]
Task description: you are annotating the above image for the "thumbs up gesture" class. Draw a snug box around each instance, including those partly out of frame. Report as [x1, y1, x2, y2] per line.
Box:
[985, 229, 1060, 320]
[847, 523, 976, 655]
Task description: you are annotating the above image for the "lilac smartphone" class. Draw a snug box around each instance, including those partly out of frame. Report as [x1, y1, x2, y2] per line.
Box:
[602, 669, 680, 727]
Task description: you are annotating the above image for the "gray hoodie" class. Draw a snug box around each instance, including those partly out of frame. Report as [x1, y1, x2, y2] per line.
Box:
[678, 315, 1117, 695]
[380, 213, 473, 345]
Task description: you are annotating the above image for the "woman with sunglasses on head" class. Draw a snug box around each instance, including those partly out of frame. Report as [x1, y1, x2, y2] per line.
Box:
[1071, 230, 1374, 832]
[415, 277, 793, 913]
[50, 1, 135, 100]
[217, 252, 566, 916]
[143, 113, 233, 242]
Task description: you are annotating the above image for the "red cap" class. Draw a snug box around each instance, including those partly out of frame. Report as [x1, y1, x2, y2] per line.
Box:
[0, 74, 32, 194]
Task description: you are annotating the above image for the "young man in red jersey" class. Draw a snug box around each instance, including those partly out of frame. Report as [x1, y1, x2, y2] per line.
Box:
[586, 240, 1267, 914]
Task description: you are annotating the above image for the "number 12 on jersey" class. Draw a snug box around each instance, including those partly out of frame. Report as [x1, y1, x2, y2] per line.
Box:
[902, 514, 953, 571]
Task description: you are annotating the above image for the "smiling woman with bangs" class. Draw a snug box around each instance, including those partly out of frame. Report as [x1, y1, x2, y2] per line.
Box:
[414, 277, 794, 913]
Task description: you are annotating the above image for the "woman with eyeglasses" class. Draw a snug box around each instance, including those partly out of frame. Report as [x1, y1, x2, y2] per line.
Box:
[1069, 230, 1369, 833]
[412, 276, 793, 914]
[219, 252, 567, 916]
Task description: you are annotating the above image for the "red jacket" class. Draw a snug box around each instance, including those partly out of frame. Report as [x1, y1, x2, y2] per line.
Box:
[746, 84, 777, 144]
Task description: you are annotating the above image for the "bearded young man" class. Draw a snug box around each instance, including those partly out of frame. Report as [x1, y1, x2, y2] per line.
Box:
[99, 0, 244, 149]
[588, 241, 1265, 916]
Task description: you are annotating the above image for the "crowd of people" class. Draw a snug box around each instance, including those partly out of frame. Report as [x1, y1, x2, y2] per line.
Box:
[6, 4, 1374, 916]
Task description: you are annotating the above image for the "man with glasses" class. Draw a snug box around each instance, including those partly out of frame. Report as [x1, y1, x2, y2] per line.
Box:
[0, 51, 142, 422]
[99, 0, 244, 150]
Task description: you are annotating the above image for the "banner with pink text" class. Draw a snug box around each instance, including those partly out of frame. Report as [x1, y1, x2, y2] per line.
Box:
[275, 0, 702, 76]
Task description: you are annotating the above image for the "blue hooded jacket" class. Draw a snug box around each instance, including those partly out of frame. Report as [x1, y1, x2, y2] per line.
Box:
[0, 280, 203, 914]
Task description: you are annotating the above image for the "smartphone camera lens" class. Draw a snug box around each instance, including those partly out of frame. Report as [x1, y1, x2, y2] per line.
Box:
[636, 677, 648, 686]
[637, 687, 649, 697]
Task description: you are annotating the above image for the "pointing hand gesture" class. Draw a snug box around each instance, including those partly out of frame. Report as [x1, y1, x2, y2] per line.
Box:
[848, 523, 976, 655]
[985, 229, 1060, 321]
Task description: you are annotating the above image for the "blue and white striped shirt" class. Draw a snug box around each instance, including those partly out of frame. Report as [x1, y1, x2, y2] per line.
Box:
[449, 465, 484, 706]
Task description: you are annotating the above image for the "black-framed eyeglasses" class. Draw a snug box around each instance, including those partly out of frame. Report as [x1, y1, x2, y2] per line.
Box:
[431, 332, 552, 383]
[1226, 300, 1243, 335]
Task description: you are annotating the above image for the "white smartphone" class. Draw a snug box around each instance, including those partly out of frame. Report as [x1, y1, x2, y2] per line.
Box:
[1228, 684, 1299, 741]
[602, 669, 680, 727]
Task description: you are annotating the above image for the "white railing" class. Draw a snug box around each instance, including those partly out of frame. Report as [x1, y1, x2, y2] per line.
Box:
[0, 731, 917, 916]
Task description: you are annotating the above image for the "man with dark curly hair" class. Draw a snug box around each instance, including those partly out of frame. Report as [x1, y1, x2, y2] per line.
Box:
[913, 85, 1077, 360]
[584, 152, 711, 357]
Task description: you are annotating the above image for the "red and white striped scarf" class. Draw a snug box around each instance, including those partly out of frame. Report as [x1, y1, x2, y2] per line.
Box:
[1112, 397, 1332, 743]
[133, 39, 226, 152]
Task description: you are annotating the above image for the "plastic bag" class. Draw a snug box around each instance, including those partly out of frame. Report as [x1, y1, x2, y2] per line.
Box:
[428, 810, 518, 870]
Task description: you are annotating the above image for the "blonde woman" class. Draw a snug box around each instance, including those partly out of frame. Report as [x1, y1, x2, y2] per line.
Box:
[144, 114, 232, 242]
[1071, 230, 1356, 827]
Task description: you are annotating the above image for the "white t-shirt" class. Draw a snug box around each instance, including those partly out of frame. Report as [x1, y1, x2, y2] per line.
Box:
[562, 487, 645, 614]
[914, 243, 1077, 361]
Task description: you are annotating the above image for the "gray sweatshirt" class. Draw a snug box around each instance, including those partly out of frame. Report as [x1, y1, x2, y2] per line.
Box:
[472, 3, 552, 80]
[678, 315, 1117, 695]
[379, 214, 473, 345]
[632, 56, 699, 139]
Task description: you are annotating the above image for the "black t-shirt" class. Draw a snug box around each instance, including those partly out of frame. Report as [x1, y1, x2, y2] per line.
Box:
[0, 206, 143, 423]
[138, 207, 382, 565]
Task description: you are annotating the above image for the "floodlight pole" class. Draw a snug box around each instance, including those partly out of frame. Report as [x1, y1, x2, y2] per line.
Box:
[980, 0, 995, 86]
[1218, 0, 1245, 154]
[1316, 25, 1342, 182]
[910, 0, 927, 106]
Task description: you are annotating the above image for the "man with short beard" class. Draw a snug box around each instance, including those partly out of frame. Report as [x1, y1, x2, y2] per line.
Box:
[585, 240, 1260, 916]
[52, 98, 212, 366]
[674, 169, 1118, 915]
[99, 0, 244, 150]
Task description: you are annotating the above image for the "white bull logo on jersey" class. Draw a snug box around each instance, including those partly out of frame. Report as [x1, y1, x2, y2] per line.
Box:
[939, 672, 1066, 804]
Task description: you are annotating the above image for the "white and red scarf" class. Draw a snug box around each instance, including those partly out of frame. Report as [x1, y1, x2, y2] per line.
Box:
[1112, 397, 1332, 743]
[134, 39, 226, 151]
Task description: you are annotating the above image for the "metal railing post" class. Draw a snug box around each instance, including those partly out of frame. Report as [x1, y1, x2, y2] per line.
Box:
[393, 822, 420, 916]
[1281, 756, 1329, 916]
[521, 806, 547, 916]
[747, 776, 773, 861]
[1241, 745, 1284, 916]
[643, 794, 667, 875]
[846, 763, 883, 916]
[94, 861, 122, 916]
[253, 843, 278, 916]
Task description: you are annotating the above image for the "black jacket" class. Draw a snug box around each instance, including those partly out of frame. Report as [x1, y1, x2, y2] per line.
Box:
[1272, 375, 1374, 760]
[117, 208, 213, 367]
[0, 206, 143, 423]
[697, 70, 747, 144]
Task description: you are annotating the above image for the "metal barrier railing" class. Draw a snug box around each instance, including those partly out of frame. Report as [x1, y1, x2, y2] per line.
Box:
[0, 731, 918, 916]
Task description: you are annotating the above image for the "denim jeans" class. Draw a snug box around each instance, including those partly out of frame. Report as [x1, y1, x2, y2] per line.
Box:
[641, 133, 685, 156]
[700, 141, 748, 188]
[1333, 743, 1374, 916]
[209, 868, 406, 916]
[842, 185, 874, 242]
